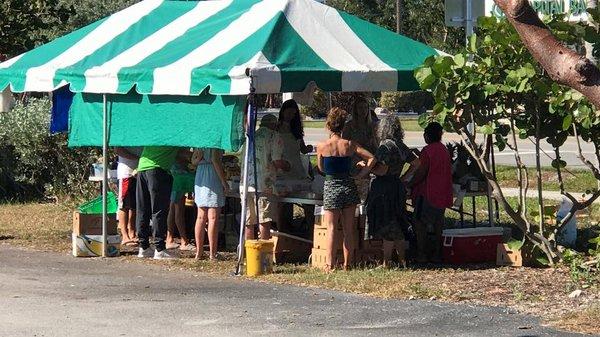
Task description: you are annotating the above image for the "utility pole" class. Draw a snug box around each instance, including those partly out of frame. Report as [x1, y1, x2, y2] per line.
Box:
[396, 0, 402, 33]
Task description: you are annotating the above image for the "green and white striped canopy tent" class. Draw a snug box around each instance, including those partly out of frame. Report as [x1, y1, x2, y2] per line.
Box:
[0, 0, 440, 96]
[0, 0, 441, 263]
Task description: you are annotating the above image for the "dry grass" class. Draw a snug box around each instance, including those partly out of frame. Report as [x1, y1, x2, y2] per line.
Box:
[0, 203, 73, 252]
[554, 305, 600, 335]
[0, 202, 599, 335]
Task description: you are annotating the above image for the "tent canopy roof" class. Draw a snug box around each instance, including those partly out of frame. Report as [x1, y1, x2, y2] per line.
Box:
[0, 0, 439, 96]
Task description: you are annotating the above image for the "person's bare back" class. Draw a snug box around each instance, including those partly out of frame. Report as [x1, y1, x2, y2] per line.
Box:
[317, 136, 355, 158]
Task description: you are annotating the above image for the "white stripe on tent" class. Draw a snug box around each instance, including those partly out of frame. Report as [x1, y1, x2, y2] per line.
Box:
[23, 0, 163, 92]
[230, 52, 281, 94]
[83, 0, 233, 93]
[285, 1, 397, 92]
[0, 55, 23, 69]
[153, 0, 287, 95]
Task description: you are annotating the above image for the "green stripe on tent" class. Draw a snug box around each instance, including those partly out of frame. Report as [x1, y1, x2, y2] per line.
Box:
[0, 19, 106, 91]
[264, 14, 340, 92]
[338, 11, 436, 91]
[118, 0, 258, 94]
[60, 1, 196, 92]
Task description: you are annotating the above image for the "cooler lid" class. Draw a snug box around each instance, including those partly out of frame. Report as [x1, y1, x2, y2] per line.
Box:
[442, 227, 504, 237]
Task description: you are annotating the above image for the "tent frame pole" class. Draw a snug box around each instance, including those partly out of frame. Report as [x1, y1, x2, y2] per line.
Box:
[235, 74, 256, 275]
[101, 94, 109, 258]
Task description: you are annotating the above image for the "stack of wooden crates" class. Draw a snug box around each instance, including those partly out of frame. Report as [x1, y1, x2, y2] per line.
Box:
[311, 206, 383, 269]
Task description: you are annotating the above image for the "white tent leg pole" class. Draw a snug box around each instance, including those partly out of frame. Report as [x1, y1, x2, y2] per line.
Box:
[102, 94, 108, 258]
[235, 102, 253, 275]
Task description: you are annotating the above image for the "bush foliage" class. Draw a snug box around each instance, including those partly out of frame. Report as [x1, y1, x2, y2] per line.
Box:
[0, 98, 99, 201]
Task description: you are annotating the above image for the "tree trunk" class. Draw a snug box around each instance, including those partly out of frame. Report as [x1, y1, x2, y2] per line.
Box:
[494, 0, 600, 109]
[451, 121, 559, 264]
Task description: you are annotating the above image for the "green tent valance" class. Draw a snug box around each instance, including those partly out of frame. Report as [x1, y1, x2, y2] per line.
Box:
[68, 92, 244, 151]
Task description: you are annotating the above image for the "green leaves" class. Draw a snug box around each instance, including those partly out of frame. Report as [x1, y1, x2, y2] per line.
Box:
[480, 123, 495, 135]
[562, 114, 573, 131]
[507, 239, 524, 251]
[453, 54, 466, 68]
[469, 34, 477, 53]
[415, 66, 436, 90]
[432, 56, 455, 77]
[551, 158, 567, 169]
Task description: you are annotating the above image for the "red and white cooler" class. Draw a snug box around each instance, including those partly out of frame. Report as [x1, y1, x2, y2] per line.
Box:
[442, 227, 504, 264]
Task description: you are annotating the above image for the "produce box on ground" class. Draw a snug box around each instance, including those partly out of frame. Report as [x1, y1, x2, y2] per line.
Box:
[496, 243, 523, 267]
[73, 192, 119, 235]
[72, 233, 120, 257]
[272, 233, 311, 264]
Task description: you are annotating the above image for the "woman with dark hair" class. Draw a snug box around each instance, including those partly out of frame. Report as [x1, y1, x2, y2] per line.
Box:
[366, 115, 419, 268]
[277, 99, 314, 232]
[277, 99, 312, 180]
[317, 107, 376, 271]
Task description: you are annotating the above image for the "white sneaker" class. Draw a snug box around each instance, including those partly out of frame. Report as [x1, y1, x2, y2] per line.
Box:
[179, 243, 196, 251]
[153, 249, 178, 260]
[137, 247, 154, 258]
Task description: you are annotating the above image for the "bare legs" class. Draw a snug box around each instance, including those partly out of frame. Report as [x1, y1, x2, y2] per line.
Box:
[167, 197, 190, 247]
[245, 222, 271, 240]
[324, 209, 340, 271]
[195, 207, 220, 259]
[341, 206, 356, 270]
[118, 209, 136, 245]
[324, 205, 357, 271]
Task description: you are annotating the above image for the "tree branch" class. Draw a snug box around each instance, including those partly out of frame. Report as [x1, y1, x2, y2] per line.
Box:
[494, 0, 600, 109]
[573, 124, 600, 180]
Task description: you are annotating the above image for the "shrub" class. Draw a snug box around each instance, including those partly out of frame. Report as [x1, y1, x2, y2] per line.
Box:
[300, 89, 374, 119]
[0, 97, 99, 202]
[379, 91, 434, 113]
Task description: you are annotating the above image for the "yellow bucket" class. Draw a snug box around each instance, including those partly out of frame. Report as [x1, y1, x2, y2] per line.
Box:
[245, 239, 274, 277]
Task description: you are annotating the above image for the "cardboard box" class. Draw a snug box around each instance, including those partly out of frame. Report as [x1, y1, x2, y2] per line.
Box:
[358, 248, 383, 264]
[314, 206, 364, 229]
[312, 226, 359, 251]
[311, 248, 346, 269]
[73, 211, 118, 235]
[496, 243, 523, 267]
[272, 234, 312, 264]
[72, 233, 121, 257]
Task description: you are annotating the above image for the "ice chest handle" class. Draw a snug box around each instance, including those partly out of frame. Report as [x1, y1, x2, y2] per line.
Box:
[443, 236, 454, 247]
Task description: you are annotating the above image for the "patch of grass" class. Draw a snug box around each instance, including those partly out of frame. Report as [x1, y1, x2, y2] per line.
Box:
[555, 305, 600, 335]
[303, 120, 325, 129]
[0, 203, 72, 252]
[444, 196, 599, 227]
[303, 118, 423, 132]
[495, 165, 598, 192]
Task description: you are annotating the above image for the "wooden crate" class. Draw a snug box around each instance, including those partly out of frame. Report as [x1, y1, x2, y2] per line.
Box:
[272, 234, 312, 264]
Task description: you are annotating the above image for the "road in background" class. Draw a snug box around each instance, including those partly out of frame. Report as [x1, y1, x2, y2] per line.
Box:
[304, 128, 598, 168]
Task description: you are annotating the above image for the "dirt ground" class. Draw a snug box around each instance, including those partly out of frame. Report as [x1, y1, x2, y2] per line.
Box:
[0, 202, 598, 335]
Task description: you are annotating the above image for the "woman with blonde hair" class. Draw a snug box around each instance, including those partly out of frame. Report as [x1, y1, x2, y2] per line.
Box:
[342, 97, 377, 201]
[317, 107, 376, 271]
